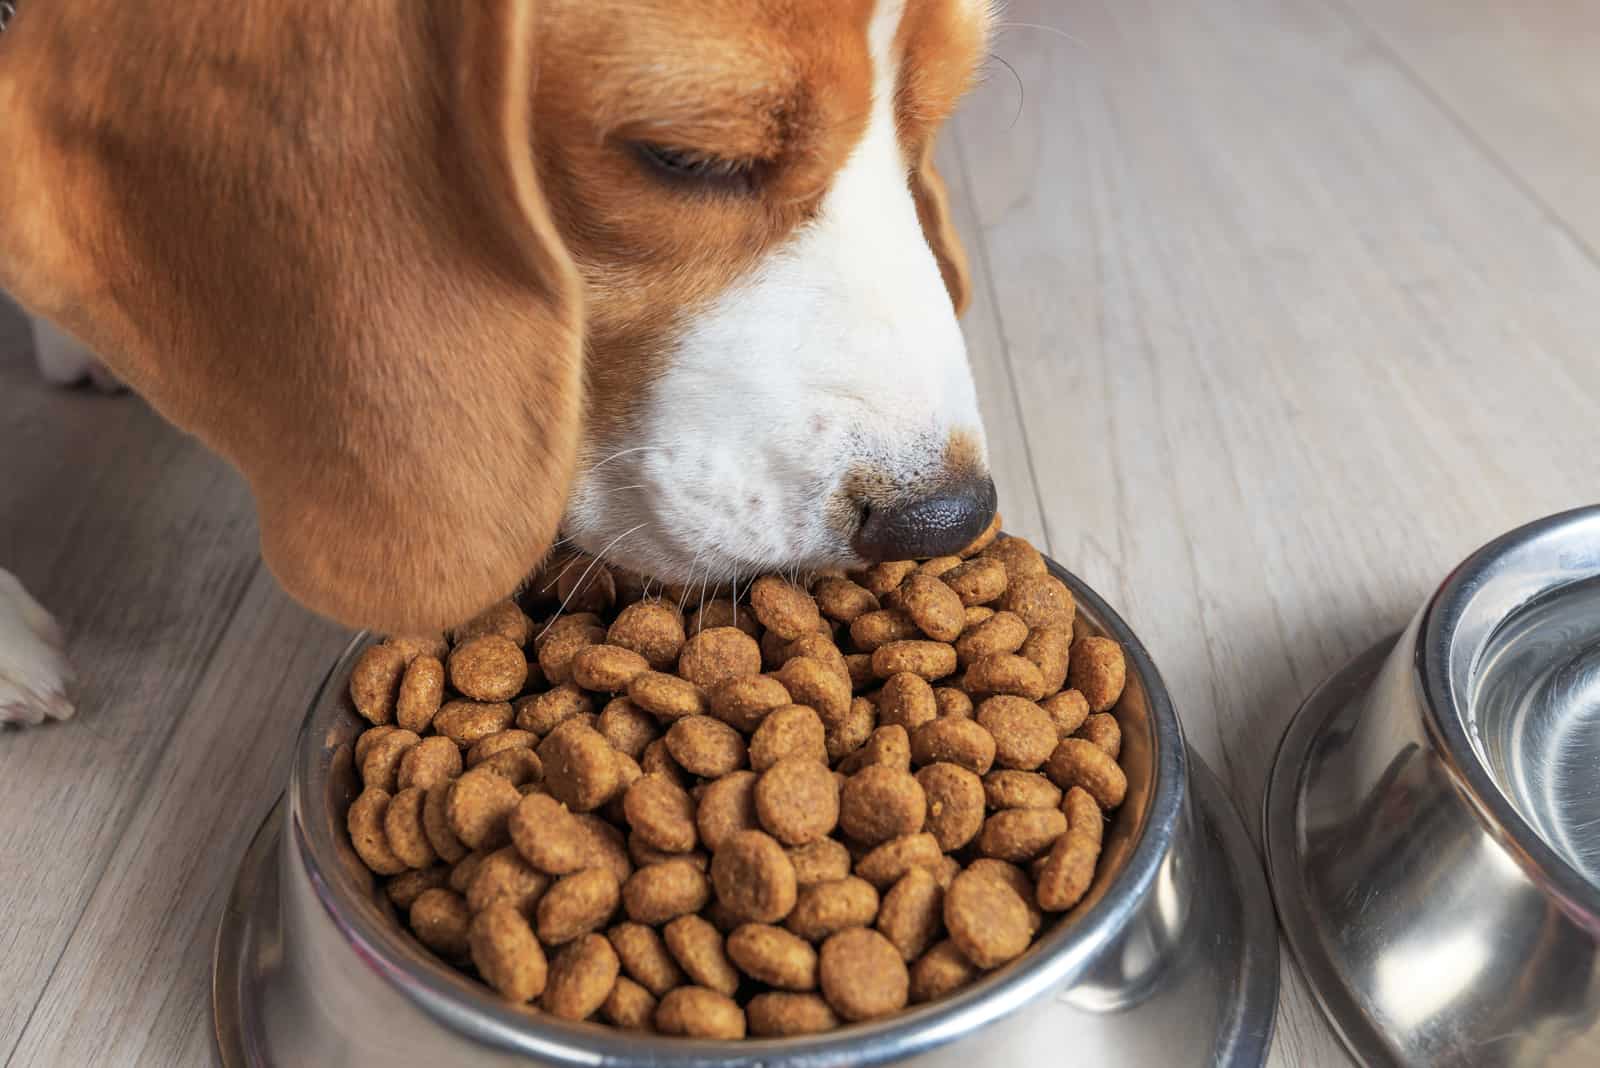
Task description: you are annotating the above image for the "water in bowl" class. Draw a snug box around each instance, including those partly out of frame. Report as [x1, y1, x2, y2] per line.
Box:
[1470, 573, 1600, 890]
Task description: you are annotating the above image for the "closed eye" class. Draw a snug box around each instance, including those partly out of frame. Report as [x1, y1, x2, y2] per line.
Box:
[631, 142, 760, 195]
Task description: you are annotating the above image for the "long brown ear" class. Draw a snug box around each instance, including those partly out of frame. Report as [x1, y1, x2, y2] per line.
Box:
[910, 137, 972, 316]
[0, 0, 583, 633]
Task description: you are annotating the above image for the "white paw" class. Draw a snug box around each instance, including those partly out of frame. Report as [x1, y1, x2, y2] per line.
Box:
[0, 569, 77, 725]
[30, 314, 125, 393]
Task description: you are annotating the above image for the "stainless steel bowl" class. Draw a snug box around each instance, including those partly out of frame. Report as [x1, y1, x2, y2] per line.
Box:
[214, 558, 1279, 1066]
[1265, 506, 1600, 1067]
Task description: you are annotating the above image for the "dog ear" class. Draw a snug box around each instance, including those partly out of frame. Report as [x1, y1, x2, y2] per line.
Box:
[909, 137, 972, 316]
[0, 0, 583, 633]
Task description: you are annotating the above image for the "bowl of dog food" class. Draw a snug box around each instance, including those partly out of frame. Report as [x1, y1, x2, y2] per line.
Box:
[1265, 505, 1600, 1067]
[213, 524, 1280, 1066]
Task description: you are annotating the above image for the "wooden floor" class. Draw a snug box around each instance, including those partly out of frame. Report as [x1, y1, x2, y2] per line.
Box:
[5, 0, 1600, 1064]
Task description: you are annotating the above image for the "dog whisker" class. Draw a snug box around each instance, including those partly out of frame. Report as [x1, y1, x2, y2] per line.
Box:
[536, 522, 646, 640]
[583, 445, 665, 476]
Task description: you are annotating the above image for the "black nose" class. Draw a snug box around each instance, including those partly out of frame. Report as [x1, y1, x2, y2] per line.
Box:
[852, 476, 997, 562]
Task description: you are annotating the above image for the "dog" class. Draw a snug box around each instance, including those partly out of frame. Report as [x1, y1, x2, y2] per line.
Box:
[0, 0, 998, 725]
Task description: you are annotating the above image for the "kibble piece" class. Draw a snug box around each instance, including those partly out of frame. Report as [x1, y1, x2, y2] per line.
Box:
[424, 783, 470, 863]
[957, 510, 1003, 557]
[350, 644, 408, 726]
[910, 717, 996, 775]
[856, 560, 918, 597]
[449, 850, 487, 894]
[606, 601, 686, 671]
[1045, 738, 1128, 810]
[749, 704, 828, 771]
[695, 770, 760, 853]
[543, 933, 621, 1020]
[963, 605, 996, 631]
[1077, 712, 1122, 758]
[818, 929, 908, 1022]
[839, 765, 926, 845]
[470, 903, 548, 1002]
[909, 939, 981, 1003]
[916, 556, 964, 580]
[467, 846, 551, 916]
[538, 623, 607, 686]
[353, 725, 397, 770]
[446, 769, 522, 850]
[1019, 624, 1071, 694]
[397, 735, 463, 791]
[386, 634, 452, 663]
[628, 672, 708, 723]
[954, 611, 1029, 667]
[813, 576, 879, 624]
[348, 788, 408, 875]
[1041, 689, 1091, 738]
[639, 738, 690, 789]
[708, 675, 790, 733]
[754, 757, 840, 846]
[877, 867, 944, 962]
[629, 836, 707, 871]
[533, 611, 604, 652]
[508, 793, 591, 874]
[663, 914, 740, 995]
[984, 770, 1063, 811]
[785, 877, 880, 942]
[871, 641, 958, 682]
[1063, 785, 1105, 845]
[557, 559, 617, 615]
[945, 869, 1031, 969]
[746, 992, 840, 1037]
[837, 724, 911, 775]
[897, 573, 964, 642]
[622, 859, 712, 925]
[783, 633, 850, 684]
[603, 975, 658, 1031]
[1037, 828, 1101, 912]
[916, 762, 986, 851]
[875, 672, 938, 732]
[410, 888, 472, 963]
[749, 576, 823, 641]
[539, 722, 622, 812]
[942, 557, 1007, 606]
[435, 700, 516, 749]
[455, 600, 534, 647]
[776, 656, 851, 727]
[848, 609, 921, 652]
[825, 696, 877, 762]
[727, 923, 819, 990]
[998, 575, 1074, 631]
[537, 868, 622, 945]
[982, 535, 1047, 580]
[710, 830, 797, 923]
[965, 653, 1048, 702]
[664, 715, 747, 778]
[978, 807, 1068, 862]
[854, 832, 944, 889]
[395, 655, 446, 733]
[572, 644, 651, 695]
[964, 858, 1044, 936]
[597, 699, 659, 761]
[478, 747, 543, 787]
[624, 774, 697, 853]
[361, 728, 421, 792]
[844, 654, 877, 693]
[387, 865, 452, 910]
[467, 729, 535, 767]
[384, 786, 437, 869]
[448, 635, 528, 702]
[677, 627, 762, 690]
[1069, 637, 1127, 713]
[687, 600, 761, 638]
[976, 695, 1057, 771]
[515, 685, 593, 736]
[609, 922, 684, 996]
[934, 687, 974, 719]
[786, 838, 853, 887]
[655, 987, 745, 1039]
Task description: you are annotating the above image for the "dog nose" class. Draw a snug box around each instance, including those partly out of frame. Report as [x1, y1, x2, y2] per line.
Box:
[853, 476, 998, 562]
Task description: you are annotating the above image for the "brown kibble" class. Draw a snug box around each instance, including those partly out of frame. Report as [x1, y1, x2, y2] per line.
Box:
[837, 724, 911, 776]
[639, 738, 690, 789]
[467, 846, 550, 916]
[387, 865, 451, 910]
[687, 600, 760, 639]
[954, 611, 1029, 667]
[964, 858, 1044, 936]
[910, 717, 996, 775]
[875, 672, 938, 732]
[844, 653, 877, 692]
[575, 813, 635, 886]
[933, 687, 974, 719]
[543, 933, 621, 1020]
[749, 704, 828, 770]
[629, 835, 707, 871]
[848, 609, 921, 652]
[878, 867, 944, 962]
[786, 839, 853, 887]
[854, 832, 943, 889]
[1037, 829, 1101, 912]
[383, 786, 437, 869]
[755, 757, 840, 846]
[510, 792, 593, 874]
[409, 888, 472, 963]
[470, 903, 548, 1002]
[1041, 689, 1091, 738]
[571, 644, 650, 694]
[623, 858, 712, 925]
[963, 605, 996, 630]
[353, 725, 396, 770]
[424, 783, 470, 863]
[944, 868, 1031, 968]
[872, 640, 958, 682]
[677, 626, 762, 690]
[537, 868, 622, 945]
[515, 684, 594, 736]
[537, 622, 606, 685]
[435, 699, 516, 749]
[1077, 712, 1122, 758]
[695, 770, 760, 852]
[467, 729, 535, 767]
[628, 671, 708, 723]
[909, 940, 981, 1003]
[348, 788, 408, 876]
[1045, 738, 1128, 810]
[839, 765, 926, 845]
[556, 559, 617, 615]
[998, 575, 1075, 631]
[711, 830, 797, 923]
[916, 762, 986, 851]
[825, 695, 877, 762]
[708, 675, 790, 733]
[776, 656, 851, 727]
[749, 576, 823, 641]
[624, 774, 698, 853]
[447, 769, 522, 850]
[602, 976, 658, 1031]
[386, 634, 452, 664]
[609, 922, 685, 996]
[813, 576, 879, 624]
[665, 715, 747, 778]
[728, 923, 819, 990]
[1063, 785, 1105, 845]
[746, 992, 840, 1037]
[856, 560, 918, 598]
[956, 510, 1002, 557]
[398, 735, 463, 792]
[942, 557, 1007, 606]
[818, 929, 908, 1021]
[595, 697, 660, 760]
[539, 721, 622, 812]
[448, 635, 528, 702]
[976, 695, 1057, 771]
[606, 601, 686, 671]
[361, 728, 421, 793]
[898, 573, 965, 642]
[449, 850, 487, 894]
[350, 644, 407, 726]
[915, 555, 963, 580]
[783, 633, 851, 685]
[981, 535, 1048, 585]
[532, 611, 604, 652]
[477, 746, 542, 787]
[984, 770, 1064, 811]
[1069, 637, 1127, 713]
[978, 807, 1068, 862]
[394, 655, 445, 733]
[965, 653, 1048, 701]
[785, 876, 880, 942]
[1020, 624, 1071, 694]
[662, 914, 740, 995]
[455, 600, 533, 647]
[655, 986, 746, 1039]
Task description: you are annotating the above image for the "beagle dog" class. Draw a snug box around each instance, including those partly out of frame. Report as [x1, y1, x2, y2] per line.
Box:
[0, 0, 998, 724]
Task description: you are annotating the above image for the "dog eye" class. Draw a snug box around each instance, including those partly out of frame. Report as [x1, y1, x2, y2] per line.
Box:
[632, 142, 757, 194]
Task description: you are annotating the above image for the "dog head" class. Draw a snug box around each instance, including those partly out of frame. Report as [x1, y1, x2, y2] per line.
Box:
[0, 0, 995, 632]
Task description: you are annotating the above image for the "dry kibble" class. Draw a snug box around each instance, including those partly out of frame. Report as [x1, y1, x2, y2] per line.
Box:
[384, 786, 437, 869]
[785, 876, 880, 942]
[467, 729, 535, 767]
[510, 793, 592, 874]
[447, 769, 522, 850]
[749, 704, 827, 770]
[1020, 624, 1071, 694]
[977, 807, 1068, 862]
[1037, 828, 1101, 912]
[575, 814, 636, 887]
[754, 757, 840, 847]
[630, 836, 708, 871]
[410, 888, 472, 963]
[871, 641, 958, 682]
[348, 788, 408, 876]
[957, 510, 1002, 557]
[353, 725, 397, 770]
[539, 721, 622, 812]
[663, 914, 741, 995]
[628, 671, 708, 723]
[984, 770, 1064, 811]
[1069, 637, 1127, 713]
[747, 992, 840, 1037]
[964, 858, 1044, 936]
[665, 715, 747, 778]
[361, 729, 421, 793]
[639, 738, 690, 789]
[965, 653, 1048, 701]
[537, 868, 622, 945]
[944, 869, 1031, 969]
[856, 560, 918, 598]
[603, 976, 658, 1030]
[750, 576, 823, 641]
[478, 747, 542, 787]
[819, 929, 908, 1021]
[915, 555, 963, 579]
[955, 611, 1029, 667]
[854, 833, 944, 889]
[350, 644, 408, 726]
[813, 576, 879, 624]
[470, 903, 548, 1002]
[395, 655, 445, 733]
[917, 762, 986, 851]
[786, 839, 853, 887]
[696, 770, 760, 852]
[572, 644, 651, 694]
[655, 987, 746, 1039]
[783, 633, 851, 686]
[543, 933, 621, 1020]
[878, 867, 944, 963]
[728, 923, 819, 990]
[596, 698, 660, 759]
[825, 695, 877, 762]
[434, 700, 515, 749]
[386, 634, 452, 664]
[424, 783, 470, 863]
[776, 656, 851, 726]
[449, 850, 487, 894]
[933, 687, 974, 719]
[515, 684, 594, 736]
[708, 675, 790, 732]
[609, 922, 685, 996]
[1078, 712, 1122, 758]
[677, 627, 762, 690]
[448, 635, 528, 702]
[533, 611, 604, 652]
[910, 717, 996, 775]
[976, 696, 1057, 771]
[898, 573, 965, 642]
[1064, 785, 1105, 845]
[607, 601, 686, 671]
[398, 735, 464, 791]
[839, 766, 926, 845]
[942, 557, 1007, 606]
[982, 535, 1048, 582]
[837, 724, 910, 776]
[687, 600, 761, 638]
[1045, 738, 1128, 810]
[557, 560, 617, 615]
[844, 653, 878, 693]
[1041, 689, 1091, 738]
[387, 865, 452, 910]
[623, 859, 712, 924]
[848, 609, 921, 652]
[455, 600, 533, 647]
[909, 940, 981, 1003]
[875, 672, 938, 732]
[962, 605, 996, 631]
[467, 846, 550, 916]
[711, 831, 797, 923]
[624, 774, 698, 853]
[998, 575, 1075, 631]
[538, 623, 606, 685]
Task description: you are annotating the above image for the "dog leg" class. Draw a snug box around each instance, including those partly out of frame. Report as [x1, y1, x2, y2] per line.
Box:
[29, 313, 125, 393]
[0, 569, 77, 725]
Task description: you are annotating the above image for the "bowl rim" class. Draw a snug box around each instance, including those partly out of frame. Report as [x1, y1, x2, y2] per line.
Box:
[1418, 504, 1600, 924]
[287, 557, 1188, 1065]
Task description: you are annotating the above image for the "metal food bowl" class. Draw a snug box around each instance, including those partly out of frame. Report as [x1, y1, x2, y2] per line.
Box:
[214, 557, 1279, 1067]
[1265, 506, 1600, 1067]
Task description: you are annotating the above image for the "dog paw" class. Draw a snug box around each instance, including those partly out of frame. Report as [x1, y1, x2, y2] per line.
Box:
[0, 569, 77, 725]
[30, 314, 125, 394]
